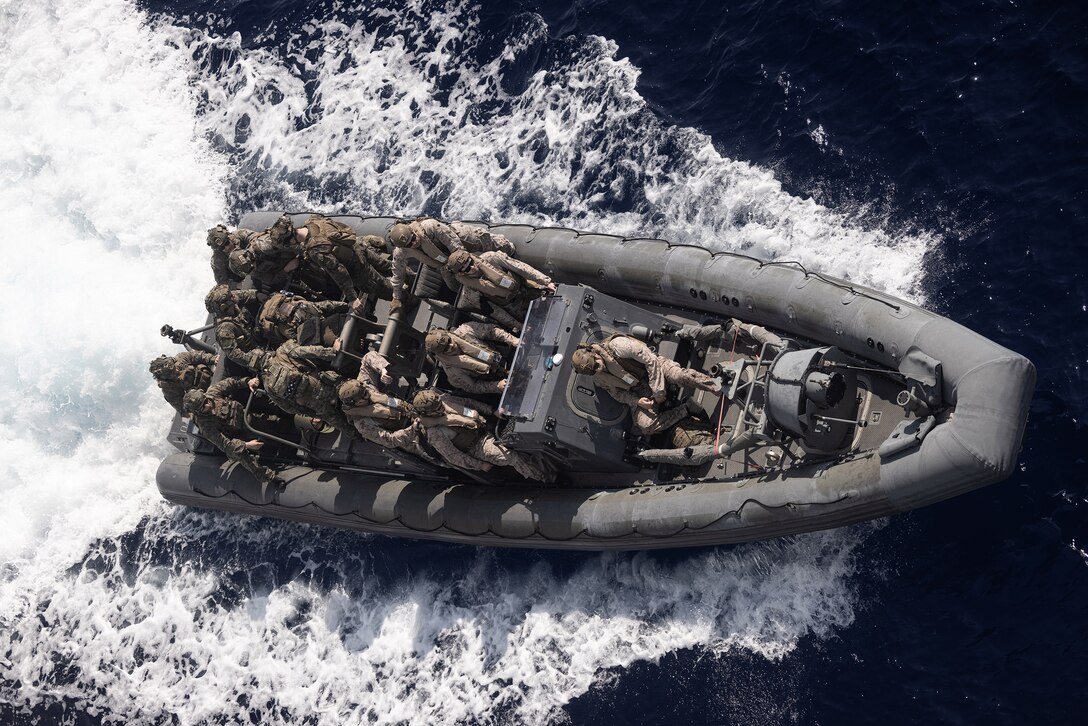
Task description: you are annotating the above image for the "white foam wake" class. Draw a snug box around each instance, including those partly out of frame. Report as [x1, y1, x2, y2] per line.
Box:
[0, 0, 925, 722]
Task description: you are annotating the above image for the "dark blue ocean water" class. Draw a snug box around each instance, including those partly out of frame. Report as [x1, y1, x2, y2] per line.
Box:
[4, 0, 1086, 723]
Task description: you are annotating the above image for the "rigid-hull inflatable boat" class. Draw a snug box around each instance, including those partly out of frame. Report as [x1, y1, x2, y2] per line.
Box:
[155, 213, 1035, 550]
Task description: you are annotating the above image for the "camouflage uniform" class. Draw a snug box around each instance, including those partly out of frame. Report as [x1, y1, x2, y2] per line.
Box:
[337, 379, 421, 453]
[241, 341, 352, 434]
[425, 322, 519, 395]
[183, 378, 280, 483]
[207, 225, 257, 285]
[677, 319, 785, 351]
[587, 335, 719, 404]
[149, 351, 217, 412]
[414, 391, 554, 482]
[637, 417, 721, 465]
[390, 218, 467, 303]
[298, 215, 392, 303]
[447, 250, 554, 332]
[207, 287, 265, 366]
[257, 291, 350, 348]
[355, 350, 396, 394]
[229, 215, 302, 290]
[358, 235, 393, 278]
[573, 334, 717, 436]
[607, 385, 697, 436]
[448, 222, 515, 256]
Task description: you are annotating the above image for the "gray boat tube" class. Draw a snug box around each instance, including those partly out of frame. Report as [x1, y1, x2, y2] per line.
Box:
[156, 214, 1035, 550]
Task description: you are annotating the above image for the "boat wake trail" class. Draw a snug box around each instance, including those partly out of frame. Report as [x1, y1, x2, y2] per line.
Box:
[1, 0, 920, 722]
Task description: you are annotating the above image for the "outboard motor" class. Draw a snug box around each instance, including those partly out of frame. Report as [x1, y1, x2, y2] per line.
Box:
[765, 346, 859, 453]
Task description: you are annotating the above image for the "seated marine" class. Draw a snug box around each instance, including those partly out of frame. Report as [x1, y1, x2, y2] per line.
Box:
[182, 378, 283, 485]
[257, 291, 351, 349]
[292, 214, 393, 307]
[149, 351, 218, 413]
[387, 216, 514, 313]
[444, 249, 555, 332]
[410, 389, 554, 482]
[207, 223, 257, 285]
[570, 333, 719, 436]
[205, 284, 266, 367]
[337, 379, 421, 453]
[424, 321, 520, 395]
[359, 234, 394, 279]
[227, 214, 304, 290]
[239, 340, 354, 435]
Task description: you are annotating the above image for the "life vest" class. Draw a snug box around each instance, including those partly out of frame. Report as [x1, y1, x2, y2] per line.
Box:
[412, 220, 455, 265]
[435, 331, 500, 376]
[590, 335, 646, 391]
[258, 292, 308, 343]
[262, 346, 320, 405]
[418, 398, 486, 430]
[178, 361, 214, 390]
[453, 255, 521, 303]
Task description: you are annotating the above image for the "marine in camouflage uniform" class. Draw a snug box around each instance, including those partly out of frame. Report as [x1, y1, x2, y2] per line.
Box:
[570, 334, 717, 436]
[182, 378, 281, 484]
[337, 379, 423, 455]
[636, 416, 723, 466]
[207, 224, 257, 285]
[257, 291, 350, 348]
[445, 249, 555, 332]
[227, 214, 304, 291]
[411, 389, 554, 482]
[387, 217, 513, 311]
[149, 351, 217, 413]
[424, 322, 519, 395]
[239, 340, 353, 434]
[295, 214, 393, 305]
[205, 284, 265, 367]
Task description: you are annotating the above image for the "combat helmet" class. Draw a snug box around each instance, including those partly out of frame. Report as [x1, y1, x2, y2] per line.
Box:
[446, 249, 474, 273]
[204, 284, 233, 315]
[411, 389, 443, 415]
[570, 347, 599, 375]
[424, 328, 452, 354]
[338, 379, 365, 406]
[388, 222, 414, 248]
[206, 224, 230, 249]
[361, 234, 387, 251]
[182, 389, 207, 415]
[229, 248, 255, 277]
[148, 355, 174, 380]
